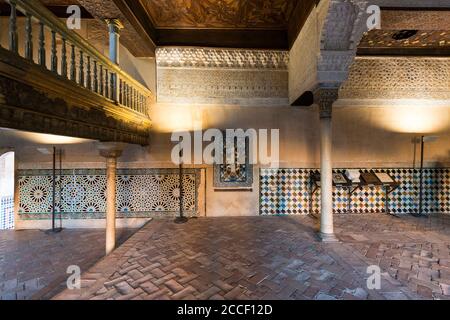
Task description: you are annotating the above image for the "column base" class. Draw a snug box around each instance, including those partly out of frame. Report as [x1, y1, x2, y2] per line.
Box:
[45, 228, 63, 235]
[319, 232, 339, 243]
[174, 216, 189, 224]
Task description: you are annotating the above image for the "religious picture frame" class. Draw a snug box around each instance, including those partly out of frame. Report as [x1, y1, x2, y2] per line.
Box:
[213, 133, 253, 190]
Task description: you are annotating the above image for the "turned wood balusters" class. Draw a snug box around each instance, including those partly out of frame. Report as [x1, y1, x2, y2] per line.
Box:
[25, 13, 32, 60]
[8, 0, 18, 53]
[3, 0, 151, 116]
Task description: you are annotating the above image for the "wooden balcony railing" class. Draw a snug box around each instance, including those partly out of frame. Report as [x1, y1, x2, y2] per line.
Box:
[2, 0, 153, 116]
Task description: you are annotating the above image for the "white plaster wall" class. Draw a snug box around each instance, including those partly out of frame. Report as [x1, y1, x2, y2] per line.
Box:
[205, 166, 260, 217]
[2, 4, 450, 223]
[8, 104, 450, 169]
[6, 104, 449, 221]
[119, 46, 156, 93]
[332, 106, 450, 168]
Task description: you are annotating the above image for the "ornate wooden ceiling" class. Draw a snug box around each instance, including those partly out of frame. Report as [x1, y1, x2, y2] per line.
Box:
[2, 0, 318, 53]
[140, 0, 297, 29]
[119, 0, 319, 50]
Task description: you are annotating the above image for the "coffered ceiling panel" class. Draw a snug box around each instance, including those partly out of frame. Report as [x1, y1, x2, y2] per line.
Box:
[140, 0, 299, 29]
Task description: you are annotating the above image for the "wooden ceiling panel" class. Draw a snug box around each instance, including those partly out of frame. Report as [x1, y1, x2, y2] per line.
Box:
[140, 0, 299, 29]
[15, 0, 318, 52]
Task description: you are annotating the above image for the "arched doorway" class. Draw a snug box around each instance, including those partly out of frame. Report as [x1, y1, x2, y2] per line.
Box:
[0, 152, 15, 230]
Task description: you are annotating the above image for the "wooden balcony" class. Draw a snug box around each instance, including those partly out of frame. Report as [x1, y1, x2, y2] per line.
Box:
[0, 0, 154, 145]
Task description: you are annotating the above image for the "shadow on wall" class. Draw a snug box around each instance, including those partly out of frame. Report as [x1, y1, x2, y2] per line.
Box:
[119, 46, 156, 92]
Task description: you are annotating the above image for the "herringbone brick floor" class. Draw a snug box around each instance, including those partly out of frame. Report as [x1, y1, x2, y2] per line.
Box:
[54, 214, 450, 300]
[335, 214, 450, 299]
[0, 228, 136, 300]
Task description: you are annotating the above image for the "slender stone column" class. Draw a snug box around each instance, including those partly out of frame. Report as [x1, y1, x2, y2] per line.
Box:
[98, 143, 124, 255]
[105, 19, 123, 65]
[315, 88, 339, 242]
[105, 19, 123, 102]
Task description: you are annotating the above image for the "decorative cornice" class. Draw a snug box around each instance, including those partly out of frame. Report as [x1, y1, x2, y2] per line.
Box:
[156, 47, 289, 70]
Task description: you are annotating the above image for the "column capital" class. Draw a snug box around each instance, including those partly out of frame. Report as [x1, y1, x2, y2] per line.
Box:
[97, 142, 125, 159]
[105, 19, 124, 34]
[314, 87, 339, 119]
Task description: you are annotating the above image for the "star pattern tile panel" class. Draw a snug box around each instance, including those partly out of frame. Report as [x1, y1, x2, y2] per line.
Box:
[18, 169, 201, 220]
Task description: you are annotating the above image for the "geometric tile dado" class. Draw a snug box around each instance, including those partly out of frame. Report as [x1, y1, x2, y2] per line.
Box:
[0, 196, 14, 229]
[260, 168, 450, 216]
[260, 169, 311, 215]
[18, 169, 201, 220]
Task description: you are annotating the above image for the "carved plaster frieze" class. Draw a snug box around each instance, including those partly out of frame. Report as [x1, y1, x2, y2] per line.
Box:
[157, 68, 289, 106]
[157, 47, 290, 105]
[339, 56, 450, 100]
[156, 47, 289, 70]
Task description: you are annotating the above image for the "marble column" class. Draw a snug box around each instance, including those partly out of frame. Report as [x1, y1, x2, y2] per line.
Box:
[98, 143, 124, 255]
[315, 88, 339, 242]
[105, 19, 123, 102]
